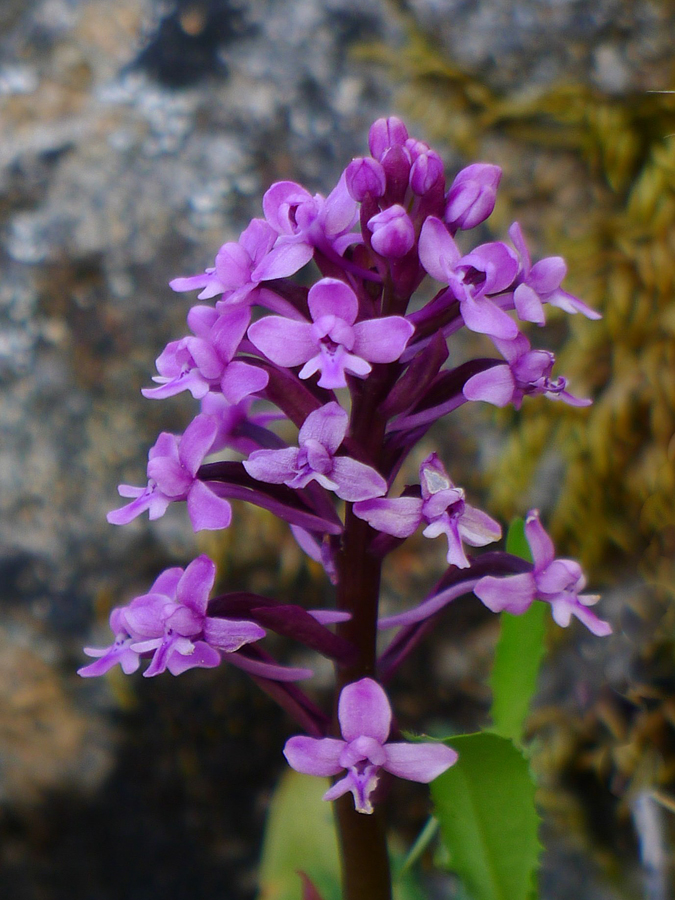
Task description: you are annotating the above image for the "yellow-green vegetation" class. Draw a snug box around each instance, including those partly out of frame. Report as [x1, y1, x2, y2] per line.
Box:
[362, 16, 675, 595]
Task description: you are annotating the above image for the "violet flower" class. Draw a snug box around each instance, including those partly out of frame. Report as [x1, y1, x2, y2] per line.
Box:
[243, 402, 387, 502]
[142, 306, 268, 403]
[107, 413, 232, 531]
[169, 218, 310, 305]
[509, 222, 601, 324]
[463, 332, 592, 409]
[79, 555, 266, 678]
[284, 678, 458, 814]
[354, 453, 501, 567]
[474, 510, 612, 635]
[262, 173, 359, 259]
[247, 277, 414, 390]
[419, 216, 519, 339]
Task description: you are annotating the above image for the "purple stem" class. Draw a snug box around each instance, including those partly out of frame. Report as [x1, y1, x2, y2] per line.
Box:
[332, 362, 394, 900]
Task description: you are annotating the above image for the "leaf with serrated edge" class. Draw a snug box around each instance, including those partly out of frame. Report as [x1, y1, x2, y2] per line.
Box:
[432, 732, 541, 900]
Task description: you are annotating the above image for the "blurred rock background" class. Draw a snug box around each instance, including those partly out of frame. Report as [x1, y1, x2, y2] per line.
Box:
[1, 1, 674, 898]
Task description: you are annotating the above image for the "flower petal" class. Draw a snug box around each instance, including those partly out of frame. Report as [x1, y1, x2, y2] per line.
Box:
[202, 617, 266, 651]
[474, 572, 536, 614]
[338, 678, 391, 744]
[353, 497, 423, 538]
[283, 736, 345, 776]
[353, 317, 414, 364]
[384, 742, 458, 782]
[176, 555, 216, 616]
[248, 316, 316, 367]
[187, 480, 233, 531]
[330, 457, 388, 502]
[298, 402, 348, 455]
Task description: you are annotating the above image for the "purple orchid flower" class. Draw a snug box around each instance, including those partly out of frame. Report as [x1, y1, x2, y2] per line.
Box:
[284, 677, 458, 814]
[79, 555, 266, 678]
[419, 216, 519, 339]
[107, 413, 232, 531]
[262, 172, 359, 260]
[445, 163, 502, 231]
[474, 510, 612, 635]
[243, 402, 387, 502]
[354, 453, 501, 567]
[463, 332, 592, 409]
[247, 277, 414, 390]
[509, 222, 601, 324]
[169, 218, 310, 305]
[142, 306, 268, 403]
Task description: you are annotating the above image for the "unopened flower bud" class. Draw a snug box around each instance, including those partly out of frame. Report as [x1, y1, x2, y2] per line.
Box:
[368, 205, 415, 258]
[381, 146, 412, 204]
[445, 163, 501, 230]
[345, 157, 387, 201]
[368, 116, 409, 161]
[410, 151, 445, 196]
[404, 138, 430, 161]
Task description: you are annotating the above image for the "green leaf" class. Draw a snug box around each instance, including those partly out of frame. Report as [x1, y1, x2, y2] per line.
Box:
[504, 516, 532, 561]
[257, 770, 341, 900]
[489, 519, 547, 745]
[432, 732, 541, 900]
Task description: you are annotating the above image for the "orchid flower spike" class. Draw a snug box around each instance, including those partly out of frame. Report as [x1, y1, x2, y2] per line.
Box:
[284, 678, 457, 814]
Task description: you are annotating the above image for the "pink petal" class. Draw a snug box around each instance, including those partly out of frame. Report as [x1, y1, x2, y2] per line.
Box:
[331, 457, 388, 502]
[252, 241, 314, 281]
[243, 447, 300, 484]
[308, 278, 359, 324]
[474, 572, 536, 614]
[353, 317, 414, 363]
[166, 641, 222, 674]
[463, 365, 515, 407]
[298, 402, 348, 455]
[283, 736, 345, 777]
[202, 617, 266, 651]
[524, 510, 556, 569]
[220, 360, 269, 404]
[187, 481, 232, 531]
[248, 316, 316, 367]
[418, 217, 460, 281]
[384, 742, 458, 782]
[176, 555, 216, 616]
[338, 678, 391, 744]
[514, 283, 545, 325]
[353, 497, 423, 538]
[179, 414, 218, 475]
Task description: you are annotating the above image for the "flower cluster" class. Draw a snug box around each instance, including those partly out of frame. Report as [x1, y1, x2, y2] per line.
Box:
[83, 117, 610, 817]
